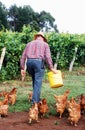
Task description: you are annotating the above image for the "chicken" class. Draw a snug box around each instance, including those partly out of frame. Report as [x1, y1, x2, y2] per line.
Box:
[28, 102, 39, 124]
[0, 97, 9, 117]
[28, 91, 33, 102]
[0, 100, 4, 106]
[8, 88, 17, 105]
[8, 88, 17, 95]
[8, 94, 17, 105]
[38, 98, 49, 118]
[80, 94, 85, 113]
[0, 88, 17, 105]
[3, 91, 9, 97]
[0, 94, 8, 106]
[0, 91, 4, 97]
[0, 105, 9, 117]
[67, 97, 81, 126]
[0, 91, 9, 97]
[54, 90, 70, 118]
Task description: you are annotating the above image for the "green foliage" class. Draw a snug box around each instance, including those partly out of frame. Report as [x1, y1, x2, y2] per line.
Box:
[21, 25, 36, 43]
[0, 27, 85, 80]
[0, 67, 7, 81]
[0, 30, 25, 80]
[48, 32, 84, 68]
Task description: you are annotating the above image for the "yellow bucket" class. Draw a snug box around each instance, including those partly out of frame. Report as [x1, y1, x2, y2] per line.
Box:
[47, 70, 63, 88]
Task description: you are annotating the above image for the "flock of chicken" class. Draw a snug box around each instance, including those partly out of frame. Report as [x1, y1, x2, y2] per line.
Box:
[28, 90, 85, 126]
[0, 88, 17, 117]
[0, 88, 85, 127]
[54, 90, 84, 126]
[28, 98, 49, 124]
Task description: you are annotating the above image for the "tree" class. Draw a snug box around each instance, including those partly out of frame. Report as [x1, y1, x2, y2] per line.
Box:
[39, 11, 59, 32]
[8, 5, 36, 32]
[16, 5, 36, 32]
[8, 4, 19, 31]
[0, 2, 8, 30]
[8, 5, 59, 32]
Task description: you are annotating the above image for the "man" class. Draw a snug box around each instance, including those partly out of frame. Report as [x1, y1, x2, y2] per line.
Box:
[20, 32, 57, 104]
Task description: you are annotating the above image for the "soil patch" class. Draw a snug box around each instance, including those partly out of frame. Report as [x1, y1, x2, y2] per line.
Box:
[0, 112, 85, 130]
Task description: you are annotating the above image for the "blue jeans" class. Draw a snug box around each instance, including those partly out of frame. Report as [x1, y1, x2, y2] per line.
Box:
[26, 59, 44, 104]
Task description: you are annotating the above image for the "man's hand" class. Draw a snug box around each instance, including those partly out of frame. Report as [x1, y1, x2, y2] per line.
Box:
[21, 69, 26, 81]
[50, 68, 58, 74]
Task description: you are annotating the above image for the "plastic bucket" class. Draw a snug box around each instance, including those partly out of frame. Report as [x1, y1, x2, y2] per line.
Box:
[47, 70, 63, 88]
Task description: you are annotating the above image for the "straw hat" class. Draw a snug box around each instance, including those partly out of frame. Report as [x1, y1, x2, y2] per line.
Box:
[34, 32, 47, 42]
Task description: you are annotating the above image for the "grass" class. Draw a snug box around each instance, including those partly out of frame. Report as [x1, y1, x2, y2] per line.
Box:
[0, 67, 85, 114]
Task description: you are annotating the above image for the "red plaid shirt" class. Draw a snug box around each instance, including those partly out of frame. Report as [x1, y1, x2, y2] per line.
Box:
[20, 39, 53, 69]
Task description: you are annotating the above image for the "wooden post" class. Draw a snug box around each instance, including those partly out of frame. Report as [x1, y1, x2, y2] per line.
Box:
[54, 52, 60, 69]
[69, 47, 78, 72]
[0, 47, 6, 70]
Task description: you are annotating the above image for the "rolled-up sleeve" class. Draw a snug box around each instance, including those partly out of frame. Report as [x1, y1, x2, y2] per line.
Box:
[45, 44, 53, 69]
[20, 47, 27, 70]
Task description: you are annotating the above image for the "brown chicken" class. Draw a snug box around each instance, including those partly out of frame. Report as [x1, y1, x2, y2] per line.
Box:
[0, 91, 9, 97]
[54, 90, 70, 118]
[0, 100, 4, 106]
[80, 94, 85, 113]
[28, 91, 33, 102]
[0, 97, 9, 117]
[8, 94, 17, 105]
[67, 97, 81, 126]
[0, 91, 4, 97]
[38, 98, 49, 118]
[0, 88, 17, 105]
[0, 94, 8, 106]
[8, 88, 17, 105]
[28, 102, 39, 124]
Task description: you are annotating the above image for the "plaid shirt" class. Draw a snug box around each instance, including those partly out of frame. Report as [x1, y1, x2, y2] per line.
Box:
[20, 39, 53, 69]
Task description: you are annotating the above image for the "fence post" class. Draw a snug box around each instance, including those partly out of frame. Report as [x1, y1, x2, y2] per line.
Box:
[0, 47, 6, 70]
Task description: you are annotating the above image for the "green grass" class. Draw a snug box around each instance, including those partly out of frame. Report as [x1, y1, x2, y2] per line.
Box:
[0, 67, 85, 114]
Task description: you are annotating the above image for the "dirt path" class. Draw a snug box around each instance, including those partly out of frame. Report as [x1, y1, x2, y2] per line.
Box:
[0, 112, 85, 130]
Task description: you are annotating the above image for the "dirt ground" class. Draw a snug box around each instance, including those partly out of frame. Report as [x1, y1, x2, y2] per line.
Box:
[0, 112, 85, 130]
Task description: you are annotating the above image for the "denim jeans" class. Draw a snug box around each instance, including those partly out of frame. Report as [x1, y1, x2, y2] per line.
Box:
[26, 59, 44, 104]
